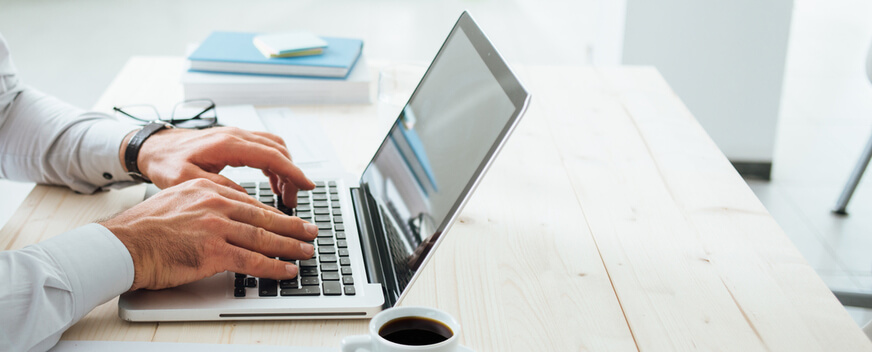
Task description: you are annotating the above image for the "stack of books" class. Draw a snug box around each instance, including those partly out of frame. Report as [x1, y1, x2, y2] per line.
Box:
[182, 31, 371, 105]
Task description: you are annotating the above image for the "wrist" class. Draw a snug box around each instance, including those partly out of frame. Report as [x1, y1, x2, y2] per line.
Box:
[125, 122, 174, 183]
[119, 129, 138, 173]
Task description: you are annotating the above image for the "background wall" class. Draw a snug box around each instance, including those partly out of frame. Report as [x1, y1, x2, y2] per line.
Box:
[623, 0, 794, 173]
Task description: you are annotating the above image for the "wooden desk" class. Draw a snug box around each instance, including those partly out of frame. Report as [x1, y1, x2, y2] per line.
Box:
[2, 57, 869, 351]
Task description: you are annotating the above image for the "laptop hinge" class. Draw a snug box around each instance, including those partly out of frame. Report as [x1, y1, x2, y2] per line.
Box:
[351, 187, 396, 308]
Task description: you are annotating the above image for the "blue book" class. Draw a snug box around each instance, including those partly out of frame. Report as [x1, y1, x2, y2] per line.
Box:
[188, 31, 363, 78]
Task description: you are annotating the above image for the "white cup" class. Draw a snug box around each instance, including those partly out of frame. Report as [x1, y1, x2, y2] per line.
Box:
[340, 306, 469, 352]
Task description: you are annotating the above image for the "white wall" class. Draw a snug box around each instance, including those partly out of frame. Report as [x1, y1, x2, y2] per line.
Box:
[621, 0, 794, 165]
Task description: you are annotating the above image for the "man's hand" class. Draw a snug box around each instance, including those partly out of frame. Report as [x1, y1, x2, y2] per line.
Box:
[100, 178, 317, 291]
[123, 127, 314, 207]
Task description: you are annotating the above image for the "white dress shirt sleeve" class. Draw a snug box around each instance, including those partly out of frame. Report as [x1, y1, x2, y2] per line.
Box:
[0, 34, 138, 351]
[0, 224, 135, 352]
[0, 33, 139, 193]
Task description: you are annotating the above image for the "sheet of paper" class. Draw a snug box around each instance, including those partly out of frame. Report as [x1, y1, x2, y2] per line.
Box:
[218, 107, 344, 181]
[50, 341, 337, 352]
[257, 107, 341, 170]
[216, 104, 267, 132]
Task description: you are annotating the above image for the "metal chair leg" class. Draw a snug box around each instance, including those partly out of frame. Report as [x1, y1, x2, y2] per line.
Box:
[833, 129, 872, 215]
[833, 290, 872, 309]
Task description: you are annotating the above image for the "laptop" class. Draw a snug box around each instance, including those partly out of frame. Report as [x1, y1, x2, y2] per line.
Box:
[119, 11, 530, 321]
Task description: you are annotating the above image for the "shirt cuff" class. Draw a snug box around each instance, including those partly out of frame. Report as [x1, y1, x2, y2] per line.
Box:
[38, 223, 135, 320]
[78, 116, 139, 187]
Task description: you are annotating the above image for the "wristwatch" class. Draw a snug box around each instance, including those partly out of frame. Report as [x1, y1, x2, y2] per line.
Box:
[125, 121, 174, 183]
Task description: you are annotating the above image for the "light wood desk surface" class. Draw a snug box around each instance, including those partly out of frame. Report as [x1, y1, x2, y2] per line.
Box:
[2, 57, 870, 351]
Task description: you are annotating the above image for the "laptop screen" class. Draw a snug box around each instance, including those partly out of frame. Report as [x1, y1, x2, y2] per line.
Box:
[360, 12, 529, 302]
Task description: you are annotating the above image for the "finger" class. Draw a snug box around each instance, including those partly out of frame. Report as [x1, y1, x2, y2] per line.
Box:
[251, 131, 286, 148]
[222, 139, 315, 191]
[225, 198, 317, 240]
[192, 170, 246, 193]
[279, 178, 299, 209]
[225, 221, 315, 259]
[201, 179, 283, 215]
[223, 245, 299, 280]
[221, 128, 292, 160]
[242, 132, 291, 159]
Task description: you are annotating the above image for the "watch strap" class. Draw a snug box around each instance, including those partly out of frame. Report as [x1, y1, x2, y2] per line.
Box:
[125, 121, 173, 183]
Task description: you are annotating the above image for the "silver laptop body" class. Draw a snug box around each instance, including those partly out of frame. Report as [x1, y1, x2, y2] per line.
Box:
[118, 11, 530, 321]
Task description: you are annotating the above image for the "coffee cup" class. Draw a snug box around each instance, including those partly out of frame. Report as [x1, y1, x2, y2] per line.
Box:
[340, 306, 471, 352]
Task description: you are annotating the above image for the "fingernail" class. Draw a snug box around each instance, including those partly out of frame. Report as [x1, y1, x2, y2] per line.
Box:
[301, 242, 314, 256]
[285, 264, 298, 277]
[304, 223, 318, 236]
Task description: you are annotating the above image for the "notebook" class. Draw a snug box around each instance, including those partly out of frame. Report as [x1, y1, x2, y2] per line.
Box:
[188, 31, 363, 78]
[118, 11, 530, 321]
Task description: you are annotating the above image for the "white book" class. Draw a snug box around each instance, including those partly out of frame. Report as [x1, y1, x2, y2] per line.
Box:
[182, 57, 373, 105]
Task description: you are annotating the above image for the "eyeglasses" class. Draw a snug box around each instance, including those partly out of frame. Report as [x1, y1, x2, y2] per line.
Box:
[113, 99, 219, 129]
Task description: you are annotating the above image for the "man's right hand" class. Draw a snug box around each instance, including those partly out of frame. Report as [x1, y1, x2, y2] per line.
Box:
[99, 178, 317, 291]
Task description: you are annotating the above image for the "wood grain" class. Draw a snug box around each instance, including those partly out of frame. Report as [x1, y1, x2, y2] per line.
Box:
[0, 57, 867, 351]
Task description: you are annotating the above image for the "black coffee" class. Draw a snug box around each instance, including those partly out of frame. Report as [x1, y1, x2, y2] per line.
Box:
[378, 316, 453, 346]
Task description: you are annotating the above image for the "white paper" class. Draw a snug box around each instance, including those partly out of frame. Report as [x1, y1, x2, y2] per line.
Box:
[50, 340, 336, 352]
[216, 105, 267, 132]
[257, 107, 339, 168]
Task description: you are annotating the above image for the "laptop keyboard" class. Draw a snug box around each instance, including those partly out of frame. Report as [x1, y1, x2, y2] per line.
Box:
[232, 180, 355, 298]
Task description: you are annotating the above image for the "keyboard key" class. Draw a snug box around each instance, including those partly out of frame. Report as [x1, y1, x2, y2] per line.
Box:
[298, 198, 311, 205]
[335, 224, 345, 231]
[331, 202, 341, 209]
[316, 222, 332, 230]
[337, 240, 348, 248]
[338, 248, 350, 257]
[344, 286, 356, 295]
[317, 230, 334, 238]
[297, 211, 312, 218]
[321, 263, 339, 271]
[312, 187, 327, 194]
[313, 201, 329, 208]
[296, 205, 311, 212]
[333, 216, 343, 223]
[234, 278, 245, 287]
[300, 267, 319, 276]
[298, 191, 310, 198]
[336, 232, 346, 240]
[240, 182, 256, 188]
[330, 195, 339, 202]
[314, 181, 326, 187]
[322, 272, 340, 281]
[258, 279, 278, 296]
[317, 238, 334, 246]
[320, 255, 337, 263]
[259, 196, 274, 204]
[315, 215, 331, 222]
[313, 194, 328, 201]
[323, 281, 342, 295]
[301, 277, 320, 286]
[300, 259, 318, 267]
[234, 287, 246, 297]
[246, 189, 257, 196]
[245, 277, 257, 287]
[281, 287, 321, 296]
[341, 267, 352, 275]
[342, 276, 354, 285]
[259, 182, 271, 190]
[333, 209, 342, 216]
[340, 257, 351, 266]
[260, 189, 274, 197]
[279, 279, 299, 289]
[328, 181, 337, 187]
[314, 208, 330, 215]
[318, 246, 336, 254]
